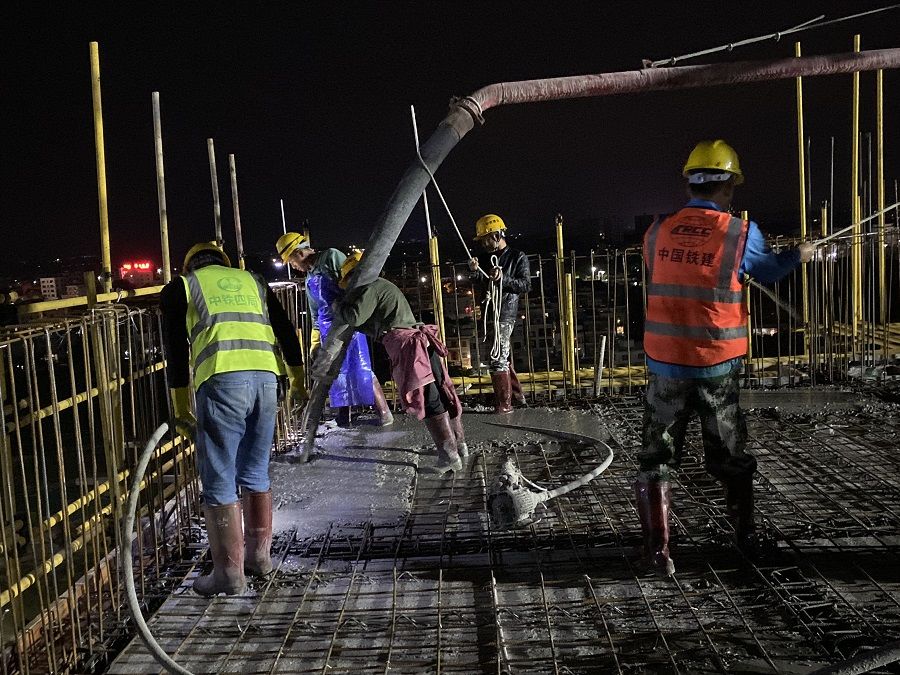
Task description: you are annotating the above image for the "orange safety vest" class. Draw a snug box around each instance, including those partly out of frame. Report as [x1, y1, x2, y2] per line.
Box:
[643, 207, 749, 367]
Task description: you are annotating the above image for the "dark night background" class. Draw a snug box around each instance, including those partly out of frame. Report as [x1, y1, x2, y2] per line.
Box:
[2, 2, 898, 276]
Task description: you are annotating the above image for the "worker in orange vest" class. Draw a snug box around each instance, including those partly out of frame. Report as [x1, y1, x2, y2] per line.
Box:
[638, 140, 815, 575]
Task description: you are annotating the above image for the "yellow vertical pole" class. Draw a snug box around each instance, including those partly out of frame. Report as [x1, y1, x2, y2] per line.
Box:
[851, 34, 862, 343]
[428, 236, 446, 343]
[741, 210, 752, 369]
[89, 42, 112, 293]
[565, 273, 576, 387]
[207, 139, 224, 247]
[555, 214, 569, 377]
[151, 92, 171, 284]
[821, 202, 830, 369]
[795, 42, 809, 355]
[876, 69, 886, 358]
[228, 154, 246, 270]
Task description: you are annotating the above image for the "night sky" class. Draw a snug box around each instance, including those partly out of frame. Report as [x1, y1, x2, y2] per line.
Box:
[3, 2, 899, 272]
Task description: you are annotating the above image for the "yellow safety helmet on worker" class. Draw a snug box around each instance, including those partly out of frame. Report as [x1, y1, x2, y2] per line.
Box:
[183, 241, 231, 272]
[683, 140, 744, 185]
[276, 231, 310, 263]
[475, 214, 507, 240]
[339, 249, 364, 289]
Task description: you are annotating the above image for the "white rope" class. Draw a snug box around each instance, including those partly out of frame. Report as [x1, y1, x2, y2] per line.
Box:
[482, 254, 504, 362]
[409, 105, 505, 365]
[409, 106, 488, 279]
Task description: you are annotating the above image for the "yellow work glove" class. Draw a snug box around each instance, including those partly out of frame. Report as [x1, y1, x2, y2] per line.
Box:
[170, 387, 196, 441]
[287, 365, 309, 406]
[309, 327, 321, 358]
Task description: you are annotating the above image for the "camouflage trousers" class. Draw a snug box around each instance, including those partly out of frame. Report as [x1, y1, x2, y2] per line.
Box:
[639, 369, 756, 482]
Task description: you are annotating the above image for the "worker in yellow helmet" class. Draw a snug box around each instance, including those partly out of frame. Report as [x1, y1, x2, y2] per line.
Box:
[636, 140, 816, 576]
[468, 214, 532, 413]
[161, 241, 306, 597]
[310, 250, 468, 475]
[275, 232, 392, 427]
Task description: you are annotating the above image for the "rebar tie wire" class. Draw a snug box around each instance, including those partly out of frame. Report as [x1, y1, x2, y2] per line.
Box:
[646, 5, 900, 68]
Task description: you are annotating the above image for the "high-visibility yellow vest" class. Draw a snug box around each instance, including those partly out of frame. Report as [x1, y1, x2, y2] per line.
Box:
[182, 265, 279, 389]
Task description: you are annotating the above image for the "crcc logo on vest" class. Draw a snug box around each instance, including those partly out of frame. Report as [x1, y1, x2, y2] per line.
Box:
[217, 277, 243, 293]
[671, 220, 714, 248]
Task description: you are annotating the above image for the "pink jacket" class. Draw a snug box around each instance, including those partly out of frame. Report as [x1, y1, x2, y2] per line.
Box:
[381, 324, 461, 420]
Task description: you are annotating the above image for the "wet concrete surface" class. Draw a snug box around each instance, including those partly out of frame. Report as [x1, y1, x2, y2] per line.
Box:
[110, 392, 900, 674]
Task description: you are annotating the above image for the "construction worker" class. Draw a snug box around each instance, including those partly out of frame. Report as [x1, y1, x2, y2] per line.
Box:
[161, 242, 307, 596]
[468, 214, 531, 413]
[276, 232, 393, 427]
[311, 250, 468, 474]
[638, 140, 816, 575]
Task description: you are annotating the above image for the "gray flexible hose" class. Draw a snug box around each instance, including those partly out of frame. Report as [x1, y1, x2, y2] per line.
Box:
[121, 422, 194, 675]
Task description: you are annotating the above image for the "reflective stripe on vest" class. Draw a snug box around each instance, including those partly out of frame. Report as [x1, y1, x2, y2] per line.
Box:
[643, 208, 748, 367]
[183, 266, 279, 388]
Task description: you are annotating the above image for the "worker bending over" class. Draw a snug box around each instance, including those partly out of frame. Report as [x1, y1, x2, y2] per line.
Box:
[468, 214, 531, 413]
[638, 141, 815, 575]
[276, 232, 393, 427]
[162, 242, 307, 596]
[312, 251, 468, 475]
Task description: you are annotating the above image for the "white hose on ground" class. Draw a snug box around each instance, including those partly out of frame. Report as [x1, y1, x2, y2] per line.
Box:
[122, 422, 194, 675]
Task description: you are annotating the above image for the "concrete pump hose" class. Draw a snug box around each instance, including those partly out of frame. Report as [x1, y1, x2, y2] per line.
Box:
[811, 639, 900, 675]
[542, 439, 615, 501]
[122, 422, 194, 675]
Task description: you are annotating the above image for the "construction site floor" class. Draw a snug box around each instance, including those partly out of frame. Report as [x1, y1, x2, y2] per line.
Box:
[109, 391, 900, 674]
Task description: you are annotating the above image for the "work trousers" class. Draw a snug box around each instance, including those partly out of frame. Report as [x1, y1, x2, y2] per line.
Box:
[196, 370, 278, 505]
[423, 347, 452, 418]
[639, 368, 756, 482]
[486, 320, 515, 372]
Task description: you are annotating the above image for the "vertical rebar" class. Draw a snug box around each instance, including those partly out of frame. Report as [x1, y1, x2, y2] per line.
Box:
[207, 139, 223, 247]
[228, 154, 246, 270]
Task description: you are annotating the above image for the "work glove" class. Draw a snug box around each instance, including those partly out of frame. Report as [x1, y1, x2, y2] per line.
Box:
[169, 387, 196, 441]
[798, 241, 816, 264]
[309, 327, 321, 358]
[286, 365, 309, 406]
[468, 258, 480, 272]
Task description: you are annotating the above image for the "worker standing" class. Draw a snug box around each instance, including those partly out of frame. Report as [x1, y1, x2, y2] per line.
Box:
[161, 242, 307, 596]
[311, 251, 468, 475]
[468, 214, 531, 413]
[276, 232, 393, 427]
[638, 141, 815, 575]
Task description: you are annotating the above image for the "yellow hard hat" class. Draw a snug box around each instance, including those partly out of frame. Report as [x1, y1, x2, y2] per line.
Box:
[276, 231, 309, 263]
[183, 242, 231, 272]
[339, 249, 363, 288]
[475, 214, 507, 240]
[683, 140, 744, 185]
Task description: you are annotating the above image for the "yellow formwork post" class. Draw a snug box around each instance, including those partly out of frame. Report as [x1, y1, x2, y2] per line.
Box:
[795, 42, 809, 356]
[428, 236, 446, 343]
[876, 69, 887, 358]
[851, 35, 862, 343]
[565, 273, 576, 387]
[89, 42, 112, 293]
[152, 92, 172, 284]
[741, 210, 752, 369]
[555, 214, 570, 378]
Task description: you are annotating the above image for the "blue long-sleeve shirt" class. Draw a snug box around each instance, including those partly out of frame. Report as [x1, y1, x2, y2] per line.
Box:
[646, 199, 801, 378]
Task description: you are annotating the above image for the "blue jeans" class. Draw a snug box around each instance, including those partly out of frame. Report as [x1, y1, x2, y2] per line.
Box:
[196, 370, 278, 505]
